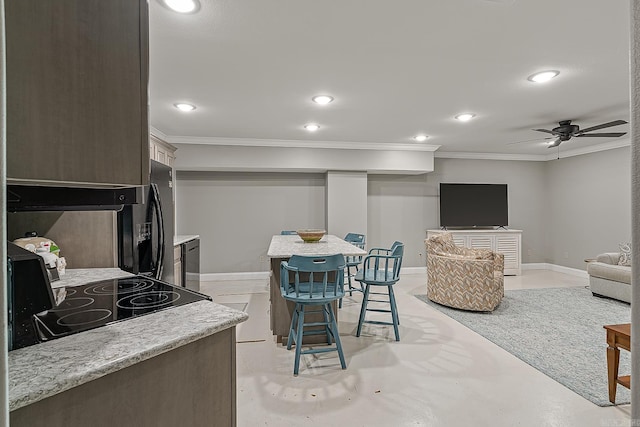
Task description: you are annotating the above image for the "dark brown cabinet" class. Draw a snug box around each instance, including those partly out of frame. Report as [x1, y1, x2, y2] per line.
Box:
[5, 0, 150, 187]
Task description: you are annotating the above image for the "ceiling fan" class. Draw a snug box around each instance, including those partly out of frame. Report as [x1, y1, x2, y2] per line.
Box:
[532, 119, 628, 148]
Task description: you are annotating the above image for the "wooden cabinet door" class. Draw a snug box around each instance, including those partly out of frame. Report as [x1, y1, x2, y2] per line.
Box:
[6, 0, 149, 186]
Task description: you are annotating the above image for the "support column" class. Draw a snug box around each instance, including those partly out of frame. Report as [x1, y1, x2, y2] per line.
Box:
[326, 171, 367, 241]
[630, 1, 640, 422]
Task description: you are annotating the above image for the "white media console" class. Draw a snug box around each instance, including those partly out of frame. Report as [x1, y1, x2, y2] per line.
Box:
[426, 229, 522, 275]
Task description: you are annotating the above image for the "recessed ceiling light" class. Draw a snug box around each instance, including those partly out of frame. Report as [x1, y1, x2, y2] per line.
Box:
[527, 70, 560, 83]
[312, 95, 334, 105]
[455, 113, 475, 122]
[413, 135, 429, 142]
[304, 124, 320, 131]
[160, 0, 200, 14]
[174, 102, 196, 112]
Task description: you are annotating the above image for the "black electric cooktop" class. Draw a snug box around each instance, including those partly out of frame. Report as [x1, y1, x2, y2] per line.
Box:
[33, 276, 211, 341]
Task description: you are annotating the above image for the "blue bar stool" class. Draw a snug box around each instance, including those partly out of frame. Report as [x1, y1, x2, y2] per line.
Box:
[280, 254, 347, 375]
[340, 232, 366, 308]
[355, 242, 404, 341]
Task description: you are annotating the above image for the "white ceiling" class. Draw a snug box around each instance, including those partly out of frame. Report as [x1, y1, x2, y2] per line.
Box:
[148, 0, 631, 157]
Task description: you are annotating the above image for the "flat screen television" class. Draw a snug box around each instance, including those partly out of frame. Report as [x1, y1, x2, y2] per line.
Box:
[439, 183, 508, 228]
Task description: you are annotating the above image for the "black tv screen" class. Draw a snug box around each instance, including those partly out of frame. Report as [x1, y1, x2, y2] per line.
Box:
[439, 183, 508, 228]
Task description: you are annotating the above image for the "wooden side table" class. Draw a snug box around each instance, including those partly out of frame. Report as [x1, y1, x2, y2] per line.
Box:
[604, 323, 631, 404]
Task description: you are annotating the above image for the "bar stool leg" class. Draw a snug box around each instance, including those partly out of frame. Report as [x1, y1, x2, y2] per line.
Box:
[356, 284, 371, 337]
[287, 305, 299, 350]
[293, 305, 305, 375]
[347, 265, 354, 296]
[388, 285, 400, 341]
[322, 305, 332, 345]
[327, 303, 346, 369]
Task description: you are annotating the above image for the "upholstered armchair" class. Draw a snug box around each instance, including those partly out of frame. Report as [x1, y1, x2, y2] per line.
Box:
[425, 233, 504, 312]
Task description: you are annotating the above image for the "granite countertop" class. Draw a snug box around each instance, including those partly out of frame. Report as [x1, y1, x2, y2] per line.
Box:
[267, 234, 367, 258]
[9, 269, 248, 411]
[50, 268, 135, 289]
[174, 235, 199, 246]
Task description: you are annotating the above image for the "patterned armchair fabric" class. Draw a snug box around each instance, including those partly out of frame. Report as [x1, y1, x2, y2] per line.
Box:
[425, 232, 504, 311]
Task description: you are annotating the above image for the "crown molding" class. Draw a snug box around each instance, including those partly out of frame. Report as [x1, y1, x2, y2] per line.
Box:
[149, 132, 441, 152]
[543, 138, 631, 161]
[149, 126, 170, 142]
[149, 127, 630, 160]
[434, 138, 632, 162]
[434, 151, 547, 161]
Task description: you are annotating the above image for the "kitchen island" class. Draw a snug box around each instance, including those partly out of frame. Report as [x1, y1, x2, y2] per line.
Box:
[267, 234, 367, 343]
[9, 268, 248, 427]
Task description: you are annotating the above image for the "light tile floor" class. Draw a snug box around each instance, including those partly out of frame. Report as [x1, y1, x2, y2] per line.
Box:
[201, 270, 631, 427]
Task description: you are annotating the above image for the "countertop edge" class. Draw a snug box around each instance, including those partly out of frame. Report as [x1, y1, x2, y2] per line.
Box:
[174, 235, 200, 246]
[9, 301, 248, 411]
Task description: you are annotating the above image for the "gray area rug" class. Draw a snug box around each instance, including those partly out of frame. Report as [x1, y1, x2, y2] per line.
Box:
[416, 287, 631, 406]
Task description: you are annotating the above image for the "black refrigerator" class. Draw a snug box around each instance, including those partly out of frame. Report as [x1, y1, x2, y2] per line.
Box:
[117, 160, 175, 283]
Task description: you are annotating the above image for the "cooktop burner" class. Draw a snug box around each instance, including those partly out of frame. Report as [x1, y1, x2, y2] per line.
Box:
[34, 276, 211, 341]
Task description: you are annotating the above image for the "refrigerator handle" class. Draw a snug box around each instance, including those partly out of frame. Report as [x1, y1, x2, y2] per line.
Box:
[150, 183, 165, 281]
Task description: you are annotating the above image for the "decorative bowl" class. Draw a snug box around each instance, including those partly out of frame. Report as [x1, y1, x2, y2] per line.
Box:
[296, 229, 326, 243]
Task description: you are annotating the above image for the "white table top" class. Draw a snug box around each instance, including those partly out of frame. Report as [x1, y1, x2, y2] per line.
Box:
[267, 234, 367, 258]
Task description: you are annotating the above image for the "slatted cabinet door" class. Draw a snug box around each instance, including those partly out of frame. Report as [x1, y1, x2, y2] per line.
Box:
[467, 235, 494, 250]
[496, 235, 521, 275]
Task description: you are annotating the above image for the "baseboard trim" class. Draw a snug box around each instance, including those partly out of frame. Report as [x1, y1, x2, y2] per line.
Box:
[200, 264, 586, 281]
[200, 271, 271, 281]
[202, 268, 429, 281]
[522, 263, 588, 279]
[401, 267, 427, 275]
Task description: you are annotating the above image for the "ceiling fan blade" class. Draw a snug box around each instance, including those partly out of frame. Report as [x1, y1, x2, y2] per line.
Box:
[507, 137, 553, 145]
[574, 132, 627, 138]
[576, 120, 628, 134]
[547, 138, 562, 148]
[532, 128, 558, 135]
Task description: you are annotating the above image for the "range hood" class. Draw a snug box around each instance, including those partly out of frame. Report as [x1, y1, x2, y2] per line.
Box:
[7, 185, 143, 212]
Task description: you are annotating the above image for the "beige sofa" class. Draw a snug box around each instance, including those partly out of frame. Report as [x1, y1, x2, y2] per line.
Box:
[587, 252, 631, 303]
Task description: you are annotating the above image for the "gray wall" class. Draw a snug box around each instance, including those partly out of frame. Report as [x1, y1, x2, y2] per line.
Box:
[545, 146, 631, 269]
[368, 158, 548, 268]
[174, 148, 631, 274]
[175, 171, 326, 274]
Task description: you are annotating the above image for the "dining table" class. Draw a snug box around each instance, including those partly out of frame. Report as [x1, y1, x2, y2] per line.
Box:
[267, 234, 367, 344]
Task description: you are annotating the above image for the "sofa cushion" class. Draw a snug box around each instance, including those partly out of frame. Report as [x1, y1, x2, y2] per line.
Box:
[588, 262, 631, 284]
